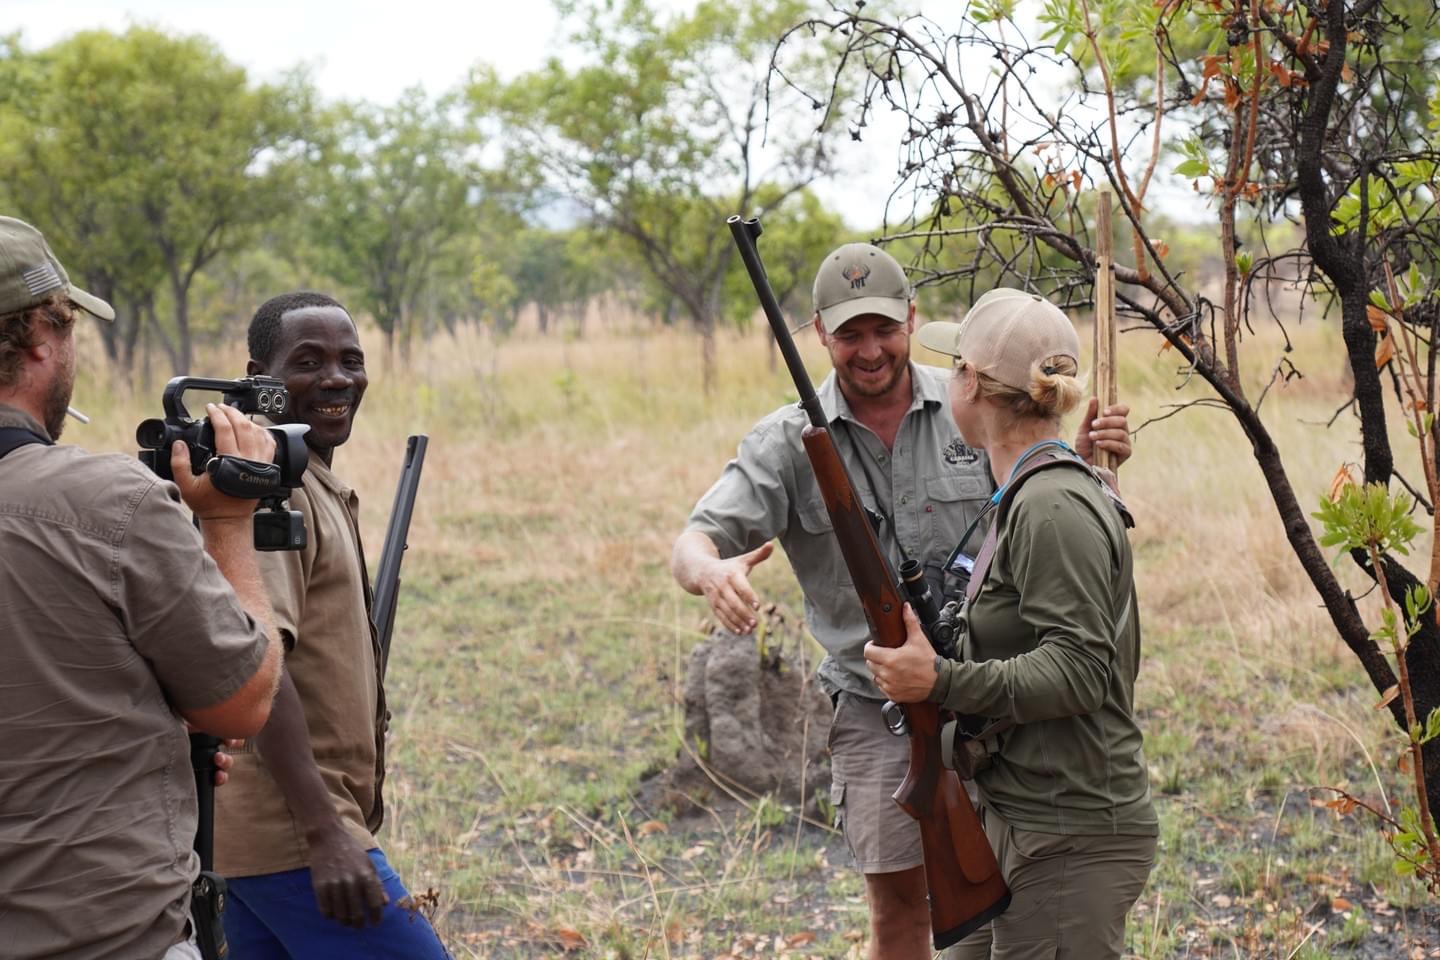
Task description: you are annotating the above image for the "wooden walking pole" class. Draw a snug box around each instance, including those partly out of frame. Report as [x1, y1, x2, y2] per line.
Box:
[1093, 188, 1118, 473]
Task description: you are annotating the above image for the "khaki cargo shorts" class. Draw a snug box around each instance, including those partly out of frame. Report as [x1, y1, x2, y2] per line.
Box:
[827, 691, 924, 873]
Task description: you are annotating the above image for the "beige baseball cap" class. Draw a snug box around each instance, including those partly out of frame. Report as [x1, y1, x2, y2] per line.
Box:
[917, 288, 1079, 390]
[812, 242, 912, 333]
[0, 216, 114, 321]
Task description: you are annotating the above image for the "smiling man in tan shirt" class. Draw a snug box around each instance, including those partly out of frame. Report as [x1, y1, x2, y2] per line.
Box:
[212, 291, 448, 959]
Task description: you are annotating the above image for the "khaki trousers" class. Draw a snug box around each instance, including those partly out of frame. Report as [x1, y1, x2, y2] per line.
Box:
[944, 804, 1156, 960]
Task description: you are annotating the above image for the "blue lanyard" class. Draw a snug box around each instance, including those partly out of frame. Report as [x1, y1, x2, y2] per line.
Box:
[989, 439, 1074, 505]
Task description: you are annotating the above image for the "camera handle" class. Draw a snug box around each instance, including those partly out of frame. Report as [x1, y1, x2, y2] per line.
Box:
[189, 733, 230, 959]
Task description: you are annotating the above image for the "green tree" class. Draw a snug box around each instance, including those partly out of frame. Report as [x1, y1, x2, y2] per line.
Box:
[304, 88, 491, 359]
[0, 28, 307, 374]
[796, 0, 1440, 827]
[481, 0, 839, 392]
[720, 187, 843, 367]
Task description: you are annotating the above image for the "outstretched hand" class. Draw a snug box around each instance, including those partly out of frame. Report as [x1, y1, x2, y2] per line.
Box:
[864, 605, 938, 704]
[697, 542, 774, 634]
[1074, 398, 1131, 469]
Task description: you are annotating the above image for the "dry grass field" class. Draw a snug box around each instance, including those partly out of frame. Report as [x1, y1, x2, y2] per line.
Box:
[66, 302, 1439, 958]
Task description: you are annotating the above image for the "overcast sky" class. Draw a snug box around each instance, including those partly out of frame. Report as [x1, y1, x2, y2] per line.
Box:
[8, 1, 1201, 230]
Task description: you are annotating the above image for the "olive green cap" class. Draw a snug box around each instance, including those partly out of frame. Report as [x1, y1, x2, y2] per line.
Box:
[812, 242, 911, 333]
[0, 217, 114, 321]
[917, 288, 1079, 390]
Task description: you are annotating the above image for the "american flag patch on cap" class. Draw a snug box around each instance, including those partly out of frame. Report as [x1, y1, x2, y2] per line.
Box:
[22, 262, 62, 297]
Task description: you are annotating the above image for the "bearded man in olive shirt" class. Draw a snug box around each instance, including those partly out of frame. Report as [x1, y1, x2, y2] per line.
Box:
[213, 292, 448, 958]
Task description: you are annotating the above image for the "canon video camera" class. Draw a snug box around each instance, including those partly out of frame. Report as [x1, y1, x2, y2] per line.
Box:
[137, 376, 310, 551]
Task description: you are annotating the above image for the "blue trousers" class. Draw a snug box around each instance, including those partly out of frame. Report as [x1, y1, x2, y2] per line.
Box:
[223, 848, 450, 959]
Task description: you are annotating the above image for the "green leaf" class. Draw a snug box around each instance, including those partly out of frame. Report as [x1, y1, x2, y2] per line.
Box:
[1422, 708, 1440, 745]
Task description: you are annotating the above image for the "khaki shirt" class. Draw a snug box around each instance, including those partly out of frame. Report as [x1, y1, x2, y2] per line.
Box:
[931, 466, 1157, 836]
[214, 453, 386, 876]
[685, 364, 993, 697]
[0, 404, 269, 960]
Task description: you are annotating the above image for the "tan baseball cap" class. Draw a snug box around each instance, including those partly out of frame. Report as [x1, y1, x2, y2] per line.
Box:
[917, 288, 1079, 390]
[812, 242, 911, 333]
[0, 217, 114, 321]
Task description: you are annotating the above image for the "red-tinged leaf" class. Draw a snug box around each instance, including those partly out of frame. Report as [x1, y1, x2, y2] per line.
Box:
[1332, 897, 1354, 912]
[786, 932, 818, 947]
[1152, 240, 1170, 259]
[1376, 333, 1396, 369]
[638, 820, 668, 836]
[1341, 62, 1354, 83]
[555, 927, 587, 952]
[1202, 54, 1226, 79]
[1071, 170, 1082, 191]
[1399, 752, 1413, 774]
[1325, 795, 1359, 815]
[1376, 684, 1400, 710]
[1367, 304, 1391, 332]
[1328, 464, 1356, 502]
[1043, 172, 1057, 189]
[1224, 79, 1242, 110]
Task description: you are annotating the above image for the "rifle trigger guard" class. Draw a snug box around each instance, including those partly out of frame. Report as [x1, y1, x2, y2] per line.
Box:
[881, 700, 908, 737]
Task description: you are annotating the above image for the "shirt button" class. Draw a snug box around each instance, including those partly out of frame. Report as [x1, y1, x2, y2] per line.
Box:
[900, 495, 910, 505]
[925, 504, 934, 513]
[878, 454, 888, 464]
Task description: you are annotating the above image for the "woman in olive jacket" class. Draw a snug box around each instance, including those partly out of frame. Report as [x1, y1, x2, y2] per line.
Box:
[866, 288, 1156, 960]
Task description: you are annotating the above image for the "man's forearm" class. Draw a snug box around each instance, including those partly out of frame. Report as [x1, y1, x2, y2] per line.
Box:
[256, 668, 345, 838]
[200, 517, 282, 703]
[671, 530, 721, 595]
[202, 518, 277, 641]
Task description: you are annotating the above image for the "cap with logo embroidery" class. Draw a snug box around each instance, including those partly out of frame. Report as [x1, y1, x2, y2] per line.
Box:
[812, 242, 912, 333]
[0, 217, 114, 321]
[917, 287, 1079, 391]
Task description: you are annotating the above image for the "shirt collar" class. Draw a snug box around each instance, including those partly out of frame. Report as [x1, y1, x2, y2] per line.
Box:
[816, 362, 942, 425]
[0, 401, 50, 440]
[254, 414, 353, 502]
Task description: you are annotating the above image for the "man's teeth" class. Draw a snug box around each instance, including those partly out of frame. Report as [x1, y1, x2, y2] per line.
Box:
[316, 404, 350, 417]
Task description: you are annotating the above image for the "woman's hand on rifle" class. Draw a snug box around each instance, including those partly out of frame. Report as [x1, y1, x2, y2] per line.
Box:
[865, 605, 939, 704]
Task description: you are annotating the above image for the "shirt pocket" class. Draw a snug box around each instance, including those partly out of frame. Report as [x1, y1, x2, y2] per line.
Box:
[923, 472, 990, 555]
[792, 495, 854, 588]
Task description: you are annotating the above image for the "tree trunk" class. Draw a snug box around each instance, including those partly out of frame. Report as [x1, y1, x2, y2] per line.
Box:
[699, 312, 717, 396]
[168, 272, 193, 375]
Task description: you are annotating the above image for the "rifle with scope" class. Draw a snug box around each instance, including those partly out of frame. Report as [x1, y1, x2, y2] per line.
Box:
[726, 214, 1010, 948]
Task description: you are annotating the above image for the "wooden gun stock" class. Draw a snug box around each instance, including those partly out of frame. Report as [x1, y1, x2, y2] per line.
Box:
[804, 426, 1010, 948]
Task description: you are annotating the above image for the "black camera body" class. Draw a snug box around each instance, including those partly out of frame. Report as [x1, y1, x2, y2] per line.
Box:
[137, 376, 310, 551]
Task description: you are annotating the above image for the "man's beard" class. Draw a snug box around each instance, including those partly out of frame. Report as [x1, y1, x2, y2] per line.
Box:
[837, 351, 908, 399]
[42, 362, 73, 441]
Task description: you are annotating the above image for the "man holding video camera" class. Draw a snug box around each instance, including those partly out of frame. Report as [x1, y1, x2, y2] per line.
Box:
[0, 216, 283, 960]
